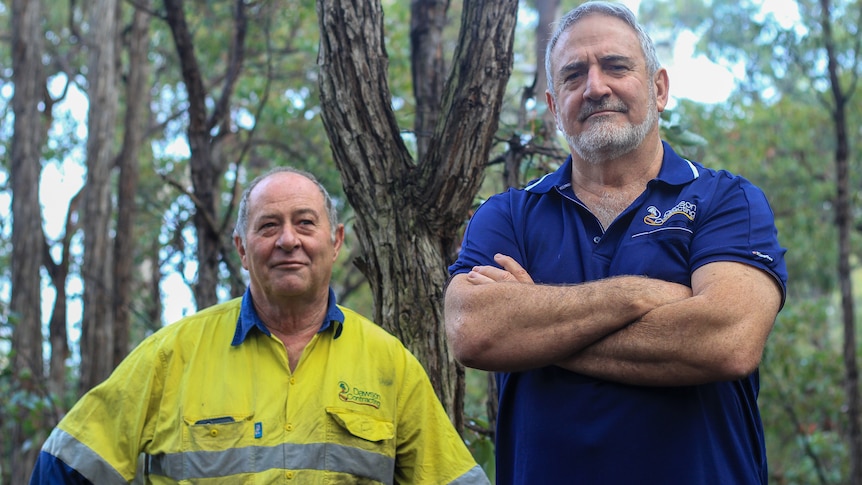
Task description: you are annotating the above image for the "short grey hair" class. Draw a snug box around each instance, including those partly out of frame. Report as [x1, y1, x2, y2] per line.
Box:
[234, 167, 339, 243]
[545, 1, 661, 100]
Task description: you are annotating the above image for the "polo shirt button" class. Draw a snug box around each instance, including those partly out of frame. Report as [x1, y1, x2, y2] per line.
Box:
[593, 236, 601, 244]
[290, 377, 296, 385]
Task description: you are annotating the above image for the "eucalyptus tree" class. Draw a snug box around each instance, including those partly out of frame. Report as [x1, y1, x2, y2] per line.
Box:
[112, 0, 153, 368]
[9, 0, 47, 481]
[161, 0, 249, 310]
[79, 0, 120, 394]
[316, 0, 519, 428]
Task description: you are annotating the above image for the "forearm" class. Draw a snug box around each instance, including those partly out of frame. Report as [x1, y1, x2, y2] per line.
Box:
[558, 262, 783, 386]
[444, 270, 689, 372]
[558, 297, 731, 386]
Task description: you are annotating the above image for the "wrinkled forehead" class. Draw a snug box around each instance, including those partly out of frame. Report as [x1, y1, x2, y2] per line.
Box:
[551, 14, 643, 65]
[250, 173, 325, 209]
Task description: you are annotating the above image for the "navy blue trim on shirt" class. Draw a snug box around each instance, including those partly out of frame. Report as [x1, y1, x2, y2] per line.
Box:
[231, 287, 345, 346]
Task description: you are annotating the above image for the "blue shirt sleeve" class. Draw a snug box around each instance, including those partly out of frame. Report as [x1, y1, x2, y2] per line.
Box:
[449, 189, 522, 276]
[29, 451, 93, 485]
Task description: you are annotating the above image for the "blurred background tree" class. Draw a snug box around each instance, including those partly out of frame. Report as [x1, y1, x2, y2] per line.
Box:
[1, 0, 860, 483]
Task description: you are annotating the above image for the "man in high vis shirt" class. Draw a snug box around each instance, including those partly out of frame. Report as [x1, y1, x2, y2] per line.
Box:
[31, 167, 489, 484]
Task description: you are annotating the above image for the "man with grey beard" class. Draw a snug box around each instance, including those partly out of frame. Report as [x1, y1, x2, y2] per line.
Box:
[444, 2, 787, 484]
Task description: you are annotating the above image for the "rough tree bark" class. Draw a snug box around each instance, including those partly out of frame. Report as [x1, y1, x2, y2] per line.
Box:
[79, 0, 120, 394]
[316, 0, 519, 429]
[410, 0, 449, 161]
[10, 0, 47, 480]
[162, 0, 247, 309]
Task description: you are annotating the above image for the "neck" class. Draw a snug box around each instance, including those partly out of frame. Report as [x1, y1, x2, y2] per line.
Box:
[570, 139, 664, 229]
[250, 287, 330, 337]
[250, 288, 330, 372]
[571, 138, 664, 189]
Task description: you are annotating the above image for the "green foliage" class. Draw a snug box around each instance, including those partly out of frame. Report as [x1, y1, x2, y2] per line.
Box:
[0, 312, 76, 483]
[761, 298, 849, 483]
[3, 0, 862, 482]
[463, 368, 496, 480]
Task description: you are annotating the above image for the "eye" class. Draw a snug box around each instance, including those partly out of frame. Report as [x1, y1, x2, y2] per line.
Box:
[563, 69, 585, 83]
[255, 220, 280, 234]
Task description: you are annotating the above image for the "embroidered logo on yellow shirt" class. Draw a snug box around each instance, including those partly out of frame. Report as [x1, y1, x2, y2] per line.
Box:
[338, 381, 382, 409]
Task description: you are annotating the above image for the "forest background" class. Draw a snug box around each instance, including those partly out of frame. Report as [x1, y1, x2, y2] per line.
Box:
[1, 0, 861, 484]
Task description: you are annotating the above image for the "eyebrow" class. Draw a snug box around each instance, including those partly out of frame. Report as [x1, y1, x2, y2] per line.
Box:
[292, 207, 320, 218]
[558, 54, 635, 75]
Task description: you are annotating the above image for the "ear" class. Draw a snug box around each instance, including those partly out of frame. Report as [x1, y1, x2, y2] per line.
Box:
[332, 224, 345, 260]
[234, 234, 249, 270]
[654, 67, 670, 112]
[546, 89, 559, 123]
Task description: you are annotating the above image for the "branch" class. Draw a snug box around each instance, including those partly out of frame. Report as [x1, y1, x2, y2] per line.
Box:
[220, 3, 275, 236]
[158, 172, 220, 235]
[208, 0, 248, 134]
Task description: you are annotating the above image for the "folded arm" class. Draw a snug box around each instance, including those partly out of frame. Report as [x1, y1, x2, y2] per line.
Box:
[443, 253, 691, 372]
[558, 260, 782, 386]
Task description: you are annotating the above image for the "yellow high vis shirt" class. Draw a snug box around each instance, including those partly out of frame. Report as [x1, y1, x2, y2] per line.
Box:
[39, 293, 488, 484]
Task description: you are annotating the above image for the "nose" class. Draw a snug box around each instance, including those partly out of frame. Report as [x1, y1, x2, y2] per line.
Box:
[276, 224, 300, 250]
[583, 66, 611, 100]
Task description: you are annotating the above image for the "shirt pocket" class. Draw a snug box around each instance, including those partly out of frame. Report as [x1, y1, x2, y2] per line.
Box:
[613, 225, 693, 284]
[182, 413, 254, 452]
[325, 406, 396, 456]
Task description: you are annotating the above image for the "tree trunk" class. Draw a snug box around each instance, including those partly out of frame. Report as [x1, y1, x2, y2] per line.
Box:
[819, 0, 861, 481]
[9, 0, 47, 480]
[113, 0, 153, 367]
[410, 0, 449, 161]
[163, 0, 247, 309]
[45, 190, 83, 398]
[79, 0, 120, 394]
[534, 0, 560, 134]
[316, 0, 518, 430]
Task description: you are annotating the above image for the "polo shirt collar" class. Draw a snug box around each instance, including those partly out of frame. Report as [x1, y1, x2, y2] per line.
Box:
[524, 141, 699, 194]
[231, 287, 345, 346]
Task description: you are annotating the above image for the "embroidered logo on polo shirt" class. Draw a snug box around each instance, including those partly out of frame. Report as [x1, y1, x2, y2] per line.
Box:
[338, 381, 382, 409]
[644, 201, 697, 226]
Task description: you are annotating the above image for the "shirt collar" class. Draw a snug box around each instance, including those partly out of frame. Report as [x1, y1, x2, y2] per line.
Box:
[231, 287, 345, 346]
[524, 141, 699, 194]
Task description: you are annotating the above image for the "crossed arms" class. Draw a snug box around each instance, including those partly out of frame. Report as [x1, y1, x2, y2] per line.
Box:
[443, 253, 783, 386]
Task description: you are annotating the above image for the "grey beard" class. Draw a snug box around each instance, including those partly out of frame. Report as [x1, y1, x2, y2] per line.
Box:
[564, 97, 658, 165]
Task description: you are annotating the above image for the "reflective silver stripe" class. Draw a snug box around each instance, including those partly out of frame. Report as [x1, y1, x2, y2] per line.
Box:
[450, 465, 492, 485]
[41, 428, 128, 484]
[149, 442, 395, 483]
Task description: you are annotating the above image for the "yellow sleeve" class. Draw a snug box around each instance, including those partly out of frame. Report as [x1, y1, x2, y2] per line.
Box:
[393, 349, 490, 484]
[54, 332, 167, 481]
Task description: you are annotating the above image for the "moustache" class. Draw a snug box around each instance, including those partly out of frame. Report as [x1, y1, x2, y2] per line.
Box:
[578, 100, 628, 121]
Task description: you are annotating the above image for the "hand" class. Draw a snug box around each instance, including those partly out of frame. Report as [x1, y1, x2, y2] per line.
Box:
[466, 253, 534, 285]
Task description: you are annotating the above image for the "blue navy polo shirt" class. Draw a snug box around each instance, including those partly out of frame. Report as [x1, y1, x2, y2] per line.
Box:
[449, 142, 787, 485]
